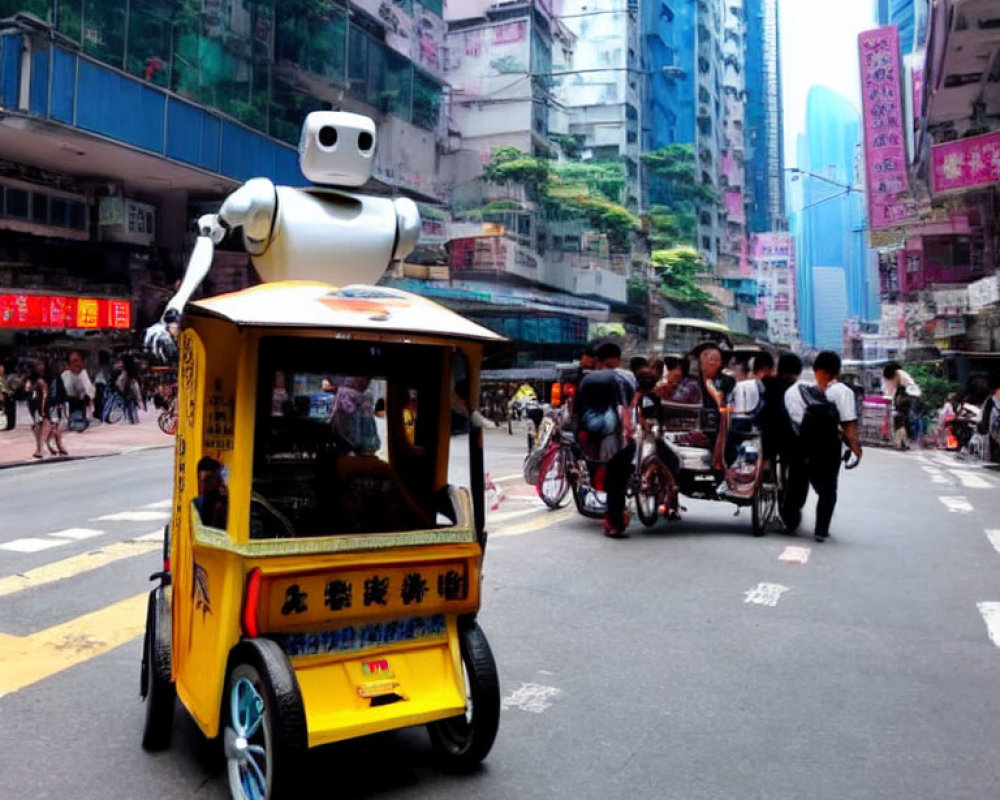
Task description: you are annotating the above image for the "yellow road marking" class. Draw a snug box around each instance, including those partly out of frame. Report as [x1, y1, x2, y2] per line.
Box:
[0, 540, 159, 598]
[0, 592, 147, 697]
[490, 507, 575, 537]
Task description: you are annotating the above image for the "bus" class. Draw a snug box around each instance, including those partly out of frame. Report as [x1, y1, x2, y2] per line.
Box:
[656, 318, 735, 356]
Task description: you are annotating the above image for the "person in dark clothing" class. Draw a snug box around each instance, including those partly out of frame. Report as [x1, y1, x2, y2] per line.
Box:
[194, 456, 228, 529]
[781, 351, 863, 542]
[763, 353, 803, 528]
[0, 358, 16, 431]
[577, 340, 635, 537]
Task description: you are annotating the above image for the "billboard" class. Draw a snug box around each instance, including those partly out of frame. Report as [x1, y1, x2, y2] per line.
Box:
[0, 294, 131, 330]
[930, 130, 1000, 195]
[858, 26, 911, 229]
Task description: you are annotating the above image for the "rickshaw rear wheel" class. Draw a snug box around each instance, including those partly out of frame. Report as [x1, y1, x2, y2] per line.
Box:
[537, 446, 570, 509]
[427, 621, 500, 773]
[636, 456, 671, 528]
[751, 479, 776, 537]
[140, 586, 175, 751]
[223, 640, 307, 800]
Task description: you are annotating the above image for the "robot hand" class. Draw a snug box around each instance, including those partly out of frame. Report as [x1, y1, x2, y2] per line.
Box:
[218, 177, 278, 254]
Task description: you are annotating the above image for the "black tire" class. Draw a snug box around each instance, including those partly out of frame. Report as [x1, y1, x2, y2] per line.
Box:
[140, 587, 175, 751]
[636, 457, 670, 528]
[751, 473, 776, 537]
[571, 481, 607, 519]
[427, 622, 501, 773]
[223, 639, 307, 800]
[537, 446, 570, 509]
[105, 398, 125, 424]
[157, 410, 177, 435]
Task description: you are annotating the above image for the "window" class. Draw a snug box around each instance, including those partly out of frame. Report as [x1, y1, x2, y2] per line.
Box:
[4, 188, 28, 219]
[250, 337, 448, 539]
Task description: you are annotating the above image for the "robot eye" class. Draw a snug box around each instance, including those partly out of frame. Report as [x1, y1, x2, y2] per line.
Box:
[318, 126, 338, 148]
[357, 131, 374, 152]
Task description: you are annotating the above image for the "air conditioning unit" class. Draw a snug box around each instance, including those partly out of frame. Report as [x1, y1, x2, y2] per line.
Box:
[98, 197, 156, 246]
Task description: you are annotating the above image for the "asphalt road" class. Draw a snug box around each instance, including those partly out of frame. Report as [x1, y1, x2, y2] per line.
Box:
[1, 433, 1000, 799]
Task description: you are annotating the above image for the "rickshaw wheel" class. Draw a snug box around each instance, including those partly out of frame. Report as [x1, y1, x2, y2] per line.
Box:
[751, 479, 776, 537]
[223, 640, 307, 800]
[427, 622, 500, 773]
[140, 586, 175, 751]
[636, 457, 670, 528]
[537, 446, 570, 509]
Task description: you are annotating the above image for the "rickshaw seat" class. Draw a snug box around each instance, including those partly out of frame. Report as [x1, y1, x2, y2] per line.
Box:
[332, 455, 434, 533]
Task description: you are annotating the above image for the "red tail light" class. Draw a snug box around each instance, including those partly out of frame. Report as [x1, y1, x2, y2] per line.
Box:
[242, 568, 263, 638]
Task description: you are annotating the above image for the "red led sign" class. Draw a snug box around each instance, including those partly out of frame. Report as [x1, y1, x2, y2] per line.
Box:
[0, 294, 132, 330]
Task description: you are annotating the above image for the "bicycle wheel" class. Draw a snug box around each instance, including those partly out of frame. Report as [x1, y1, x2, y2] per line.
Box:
[751, 463, 777, 537]
[537, 445, 570, 509]
[105, 396, 125, 424]
[636, 456, 670, 527]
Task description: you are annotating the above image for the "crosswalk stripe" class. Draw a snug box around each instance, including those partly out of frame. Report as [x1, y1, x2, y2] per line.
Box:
[91, 510, 170, 522]
[49, 528, 104, 541]
[0, 592, 147, 698]
[949, 470, 993, 489]
[0, 538, 66, 553]
[0, 540, 160, 598]
[141, 500, 172, 510]
[986, 530, 1000, 556]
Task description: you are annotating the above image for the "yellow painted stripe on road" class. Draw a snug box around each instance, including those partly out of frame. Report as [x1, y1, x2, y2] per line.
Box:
[491, 507, 575, 537]
[0, 540, 159, 598]
[0, 592, 147, 697]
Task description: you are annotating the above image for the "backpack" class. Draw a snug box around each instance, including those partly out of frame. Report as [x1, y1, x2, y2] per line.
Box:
[796, 384, 841, 445]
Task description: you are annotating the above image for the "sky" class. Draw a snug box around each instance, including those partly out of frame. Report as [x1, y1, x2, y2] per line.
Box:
[779, 0, 876, 164]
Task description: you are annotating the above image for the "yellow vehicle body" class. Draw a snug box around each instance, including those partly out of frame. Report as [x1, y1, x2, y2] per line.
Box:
[164, 281, 503, 749]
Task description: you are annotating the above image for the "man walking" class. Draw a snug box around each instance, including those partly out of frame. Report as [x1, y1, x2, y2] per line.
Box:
[782, 351, 862, 542]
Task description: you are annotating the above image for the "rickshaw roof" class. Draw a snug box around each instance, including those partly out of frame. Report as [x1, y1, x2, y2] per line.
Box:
[189, 281, 507, 344]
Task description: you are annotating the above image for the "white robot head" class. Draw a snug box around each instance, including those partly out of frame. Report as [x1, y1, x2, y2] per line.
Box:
[299, 111, 376, 188]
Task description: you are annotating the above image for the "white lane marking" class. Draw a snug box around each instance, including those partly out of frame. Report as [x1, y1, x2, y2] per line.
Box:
[977, 603, 1000, 649]
[778, 546, 811, 564]
[91, 510, 171, 522]
[933, 454, 960, 468]
[986, 530, 1000, 555]
[48, 528, 104, 541]
[501, 682, 561, 713]
[744, 583, 789, 607]
[489, 506, 544, 524]
[133, 529, 165, 542]
[141, 499, 172, 509]
[0, 538, 67, 553]
[939, 496, 974, 513]
[921, 465, 942, 473]
[949, 470, 993, 489]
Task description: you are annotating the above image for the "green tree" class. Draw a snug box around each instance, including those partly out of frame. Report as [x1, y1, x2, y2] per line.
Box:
[651, 246, 717, 318]
[642, 145, 717, 249]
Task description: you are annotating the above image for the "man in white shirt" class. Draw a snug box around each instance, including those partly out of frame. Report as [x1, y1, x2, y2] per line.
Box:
[61, 351, 96, 423]
[782, 350, 862, 542]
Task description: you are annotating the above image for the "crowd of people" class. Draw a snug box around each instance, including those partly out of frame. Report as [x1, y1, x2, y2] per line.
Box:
[564, 338, 864, 542]
[0, 349, 168, 459]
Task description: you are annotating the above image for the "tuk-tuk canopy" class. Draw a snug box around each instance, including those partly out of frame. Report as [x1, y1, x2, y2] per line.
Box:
[191, 281, 506, 344]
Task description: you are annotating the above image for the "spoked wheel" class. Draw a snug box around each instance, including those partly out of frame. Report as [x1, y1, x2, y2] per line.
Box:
[635, 456, 671, 527]
[158, 411, 177, 435]
[427, 622, 501, 773]
[140, 587, 175, 751]
[751, 466, 778, 537]
[223, 640, 307, 800]
[571, 481, 607, 519]
[105, 398, 125, 424]
[537, 446, 570, 509]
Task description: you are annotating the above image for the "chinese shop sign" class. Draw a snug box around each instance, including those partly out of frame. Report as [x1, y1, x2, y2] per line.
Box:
[859, 26, 911, 229]
[930, 130, 1000, 195]
[0, 294, 131, 330]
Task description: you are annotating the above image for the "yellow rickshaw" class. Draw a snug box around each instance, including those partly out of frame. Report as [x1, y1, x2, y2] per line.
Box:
[139, 111, 506, 799]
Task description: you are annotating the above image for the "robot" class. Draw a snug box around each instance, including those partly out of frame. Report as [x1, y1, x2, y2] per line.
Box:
[144, 111, 420, 356]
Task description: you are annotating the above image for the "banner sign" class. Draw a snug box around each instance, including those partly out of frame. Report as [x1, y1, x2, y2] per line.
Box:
[930, 130, 1000, 194]
[858, 26, 911, 229]
[0, 294, 131, 330]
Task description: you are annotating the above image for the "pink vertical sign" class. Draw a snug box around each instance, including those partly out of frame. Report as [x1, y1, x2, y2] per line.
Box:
[858, 26, 910, 229]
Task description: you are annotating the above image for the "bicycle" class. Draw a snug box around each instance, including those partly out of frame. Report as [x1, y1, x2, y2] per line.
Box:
[158, 396, 178, 435]
[102, 388, 126, 424]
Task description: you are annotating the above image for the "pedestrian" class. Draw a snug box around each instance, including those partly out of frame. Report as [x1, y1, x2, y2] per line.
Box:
[882, 362, 921, 450]
[26, 360, 48, 458]
[782, 350, 862, 542]
[977, 377, 1000, 463]
[760, 352, 803, 513]
[576, 340, 635, 537]
[93, 351, 111, 422]
[0, 357, 16, 431]
[61, 350, 95, 430]
[45, 360, 69, 455]
[116, 355, 144, 424]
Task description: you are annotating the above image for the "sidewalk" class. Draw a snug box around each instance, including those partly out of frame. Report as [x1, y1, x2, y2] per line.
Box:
[0, 401, 172, 469]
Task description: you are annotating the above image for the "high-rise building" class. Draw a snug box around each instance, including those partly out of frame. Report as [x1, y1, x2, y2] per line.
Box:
[813, 265, 850, 351]
[874, 0, 930, 54]
[743, 0, 785, 233]
[791, 86, 870, 350]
